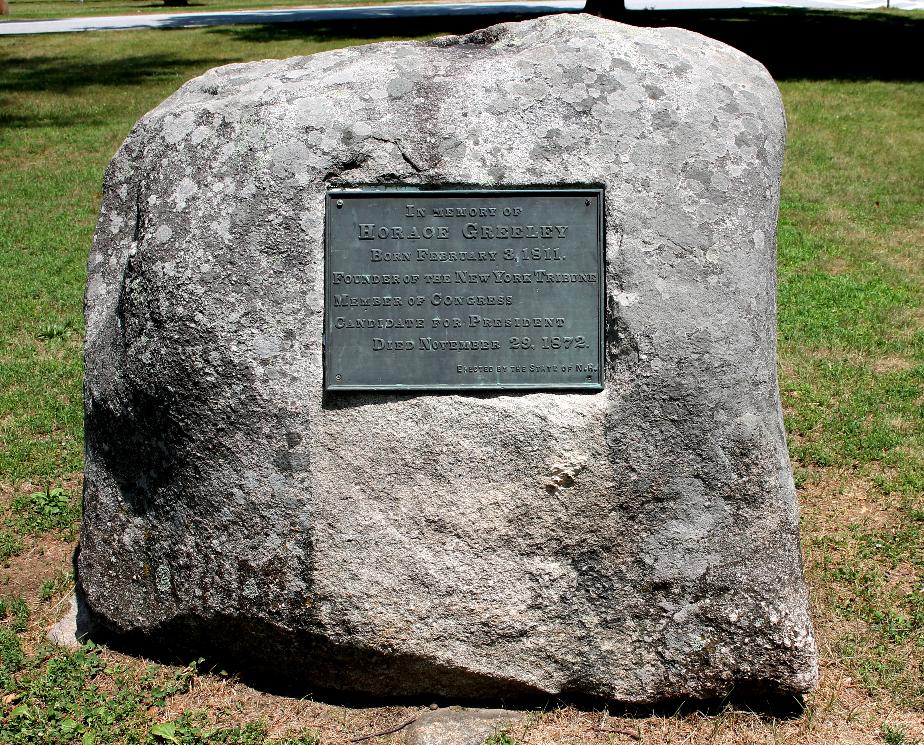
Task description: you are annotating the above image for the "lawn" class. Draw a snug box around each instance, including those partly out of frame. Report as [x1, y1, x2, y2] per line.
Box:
[1, 10, 923, 745]
[0, 0, 432, 22]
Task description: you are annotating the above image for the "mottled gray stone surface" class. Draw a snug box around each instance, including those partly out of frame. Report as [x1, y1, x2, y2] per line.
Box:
[47, 592, 96, 649]
[47, 594, 80, 649]
[404, 708, 523, 745]
[80, 13, 817, 702]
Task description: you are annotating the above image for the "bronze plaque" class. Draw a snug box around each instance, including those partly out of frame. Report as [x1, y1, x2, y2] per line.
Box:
[324, 188, 604, 391]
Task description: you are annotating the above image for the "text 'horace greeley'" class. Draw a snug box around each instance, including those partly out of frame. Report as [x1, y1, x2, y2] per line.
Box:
[358, 221, 570, 242]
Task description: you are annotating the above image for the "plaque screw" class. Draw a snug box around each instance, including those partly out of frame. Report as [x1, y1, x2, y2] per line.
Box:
[336, 200, 344, 208]
[585, 199, 591, 206]
[335, 374, 342, 381]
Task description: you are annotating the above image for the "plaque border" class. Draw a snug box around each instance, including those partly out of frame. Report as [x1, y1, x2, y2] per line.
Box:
[323, 187, 605, 392]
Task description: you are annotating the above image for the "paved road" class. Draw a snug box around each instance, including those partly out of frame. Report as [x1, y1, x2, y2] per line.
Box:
[2, 0, 918, 35]
[0, 0, 584, 34]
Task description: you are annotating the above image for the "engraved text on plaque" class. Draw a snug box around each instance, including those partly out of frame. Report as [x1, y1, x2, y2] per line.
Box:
[324, 188, 604, 390]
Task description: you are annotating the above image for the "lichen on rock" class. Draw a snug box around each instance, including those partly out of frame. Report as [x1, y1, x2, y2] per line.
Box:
[79, 13, 817, 702]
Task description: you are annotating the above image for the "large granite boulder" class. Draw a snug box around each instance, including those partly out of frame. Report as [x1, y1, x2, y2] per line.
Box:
[80, 13, 817, 702]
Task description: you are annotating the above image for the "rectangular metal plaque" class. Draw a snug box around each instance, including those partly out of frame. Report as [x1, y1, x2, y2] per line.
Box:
[324, 188, 604, 391]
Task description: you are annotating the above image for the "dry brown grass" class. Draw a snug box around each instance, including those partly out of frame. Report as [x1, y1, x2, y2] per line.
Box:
[1, 535, 73, 605]
[146, 652, 924, 744]
[784, 348, 918, 377]
[800, 468, 897, 535]
[166, 679, 416, 744]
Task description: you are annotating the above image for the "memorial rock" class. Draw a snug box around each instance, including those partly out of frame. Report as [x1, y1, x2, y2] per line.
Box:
[80, 13, 818, 701]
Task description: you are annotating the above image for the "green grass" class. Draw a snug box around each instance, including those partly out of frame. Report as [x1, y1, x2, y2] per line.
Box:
[1, 0, 422, 22]
[38, 569, 74, 601]
[0, 595, 31, 632]
[0, 14, 923, 743]
[778, 79, 924, 709]
[0, 650, 310, 744]
[12, 485, 80, 534]
[882, 724, 913, 745]
[486, 732, 523, 745]
[0, 484, 79, 563]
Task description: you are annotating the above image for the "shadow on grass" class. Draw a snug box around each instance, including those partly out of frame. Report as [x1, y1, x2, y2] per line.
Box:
[0, 52, 233, 96]
[0, 109, 113, 129]
[1, 6, 919, 117]
[207, 6, 924, 82]
[0, 46, 248, 130]
[621, 7, 924, 81]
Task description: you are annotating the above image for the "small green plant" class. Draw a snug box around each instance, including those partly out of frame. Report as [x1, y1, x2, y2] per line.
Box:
[38, 570, 74, 602]
[0, 627, 24, 682]
[485, 730, 522, 745]
[881, 723, 908, 745]
[0, 648, 210, 744]
[0, 530, 22, 563]
[36, 321, 73, 341]
[0, 596, 30, 632]
[0, 595, 28, 689]
[145, 714, 282, 744]
[12, 485, 80, 535]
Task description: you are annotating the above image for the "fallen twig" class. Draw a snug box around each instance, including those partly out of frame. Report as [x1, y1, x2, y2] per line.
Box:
[348, 716, 419, 743]
[598, 726, 641, 740]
